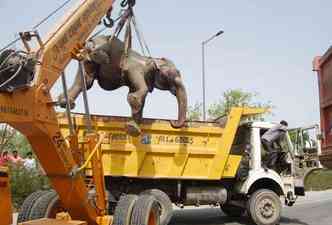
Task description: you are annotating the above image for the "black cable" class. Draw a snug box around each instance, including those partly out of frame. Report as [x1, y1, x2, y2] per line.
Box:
[90, 13, 123, 40]
[0, 0, 73, 53]
[32, 0, 73, 29]
[0, 38, 20, 53]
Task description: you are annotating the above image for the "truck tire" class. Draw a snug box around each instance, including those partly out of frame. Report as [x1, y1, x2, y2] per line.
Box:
[113, 194, 138, 225]
[130, 195, 160, 225]
[247, 189, 281, 225]
[141, 189, 173, 225]
[28, 190, 62, 220]
[220, 204, 246, 217]
[17, 190, 48, 222]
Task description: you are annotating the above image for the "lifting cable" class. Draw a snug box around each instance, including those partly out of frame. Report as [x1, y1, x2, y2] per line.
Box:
[131, 12, 153, 58]
[79, 61, 93, 133]
[60, 72, 75, 135]
[0, 0, 73, 53]
[108, 2, 156, 70]
[90, 13, 123, 40]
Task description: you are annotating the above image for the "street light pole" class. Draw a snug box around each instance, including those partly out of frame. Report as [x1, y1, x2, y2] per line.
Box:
[201, 30, 224, 121]
[202, 43, 206, 121]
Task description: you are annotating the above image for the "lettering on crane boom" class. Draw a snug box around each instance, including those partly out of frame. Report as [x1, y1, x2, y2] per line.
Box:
[0, 105, 29, 116]
[52, 131, 70, 166]
[51, 0, 106, 64]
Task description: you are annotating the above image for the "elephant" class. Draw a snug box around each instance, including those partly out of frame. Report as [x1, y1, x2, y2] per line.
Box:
[58, 35, 187, 136]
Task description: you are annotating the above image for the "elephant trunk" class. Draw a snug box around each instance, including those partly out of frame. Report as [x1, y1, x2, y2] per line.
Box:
[170, 78, 187, 129]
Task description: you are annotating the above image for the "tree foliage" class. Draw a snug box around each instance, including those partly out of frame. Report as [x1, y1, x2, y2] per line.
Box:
[187, 102, 202, 121]
[0, 125, 50, 208]
[188, 89, 272, 121]
[0, 125, 33, 157]
[9, 165, 50, 208]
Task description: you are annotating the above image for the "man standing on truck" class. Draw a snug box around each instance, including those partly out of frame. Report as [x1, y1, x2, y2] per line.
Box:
[261, 120, 288, 171]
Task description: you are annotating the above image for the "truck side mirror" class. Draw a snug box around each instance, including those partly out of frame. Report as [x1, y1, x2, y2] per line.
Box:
[317, 134, 323, 140]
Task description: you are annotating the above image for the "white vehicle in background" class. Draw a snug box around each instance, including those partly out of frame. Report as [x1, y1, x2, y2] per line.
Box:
[289, 124, 322, 170]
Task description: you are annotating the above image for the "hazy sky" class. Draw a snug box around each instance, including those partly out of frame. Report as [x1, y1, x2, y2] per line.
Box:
[1, 0, 330, 127]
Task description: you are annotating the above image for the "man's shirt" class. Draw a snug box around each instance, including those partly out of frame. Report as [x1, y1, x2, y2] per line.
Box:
[10, 155, 23, 164]
[262, 124, 287, 143]
[24, 158, 36, 170]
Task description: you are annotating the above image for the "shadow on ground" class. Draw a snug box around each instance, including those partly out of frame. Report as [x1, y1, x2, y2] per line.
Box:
[170, 208, 251, 225]
[169, 208, 309, 225]
[280, 217, 310, 225]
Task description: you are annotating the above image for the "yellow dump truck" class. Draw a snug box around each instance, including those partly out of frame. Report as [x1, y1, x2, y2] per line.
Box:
[52, 107, 303, 225]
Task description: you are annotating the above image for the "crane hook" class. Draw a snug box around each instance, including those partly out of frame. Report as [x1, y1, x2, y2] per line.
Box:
[103, 9, 114, 28]
[121, 0, 136, 8]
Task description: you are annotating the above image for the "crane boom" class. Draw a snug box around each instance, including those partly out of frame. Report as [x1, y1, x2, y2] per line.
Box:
[0, 0, 114, 224]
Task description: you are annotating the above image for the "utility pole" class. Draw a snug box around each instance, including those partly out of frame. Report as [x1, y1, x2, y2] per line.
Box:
[202, 30, 224, 121]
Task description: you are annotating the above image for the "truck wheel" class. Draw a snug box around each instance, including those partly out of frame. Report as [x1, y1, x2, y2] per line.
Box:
[130, 195, 161, 225]
[113, 194, 138, 225]
[17, 190, 48, 222]
[247, 189, 281, 225]
[220, 204, 246, 217]
[141, 189, 173, 225]
[28, 190, 63, 220]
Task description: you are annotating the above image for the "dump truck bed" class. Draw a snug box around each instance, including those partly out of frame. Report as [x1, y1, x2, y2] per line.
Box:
[314, 47, 332, 168]
[58, 108, 265, 180]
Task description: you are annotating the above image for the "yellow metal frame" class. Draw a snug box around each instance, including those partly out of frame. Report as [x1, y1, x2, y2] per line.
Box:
[59, 107, 267, 180]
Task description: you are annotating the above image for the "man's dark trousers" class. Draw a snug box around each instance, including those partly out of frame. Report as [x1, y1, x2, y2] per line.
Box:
[262, 139, 279, 169]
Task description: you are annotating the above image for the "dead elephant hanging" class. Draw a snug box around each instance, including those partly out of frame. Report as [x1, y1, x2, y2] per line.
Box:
[58, 34, 188, 136]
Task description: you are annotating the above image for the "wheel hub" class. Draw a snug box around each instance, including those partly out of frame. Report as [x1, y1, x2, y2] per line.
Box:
[258, 199, 275, 218]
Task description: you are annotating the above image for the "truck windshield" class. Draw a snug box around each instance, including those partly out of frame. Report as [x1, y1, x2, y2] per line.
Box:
[278, 133, 292, 153]
[231, 125, 250, 155]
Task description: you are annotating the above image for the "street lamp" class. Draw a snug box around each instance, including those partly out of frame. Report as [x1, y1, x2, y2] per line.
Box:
[202, 30, 224, 121]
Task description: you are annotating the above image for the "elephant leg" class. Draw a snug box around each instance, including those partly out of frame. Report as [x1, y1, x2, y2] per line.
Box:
[126, 89, 146, 137]
[126, 69, 149, 120]
[125, 69, 148, 136]
[137, 96, 146, 122]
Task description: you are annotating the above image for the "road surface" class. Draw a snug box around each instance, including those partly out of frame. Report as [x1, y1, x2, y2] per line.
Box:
[12, 190, 332, 225]
[169, 190, 332, 225]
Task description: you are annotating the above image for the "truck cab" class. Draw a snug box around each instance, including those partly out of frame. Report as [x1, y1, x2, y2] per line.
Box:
[234, 122, 303, 205]
[223, 121, 304, 224]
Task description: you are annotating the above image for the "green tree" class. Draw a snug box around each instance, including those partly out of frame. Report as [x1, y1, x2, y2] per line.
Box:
[0, 125, 50, 208]
[187, 102, 202, 121]
[187, 89, 272, 121]
[10, 165, 50, 208]
[0, 125, 16, 154]
[208, 89, 272, 120]
[0, 125, 32, 157]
